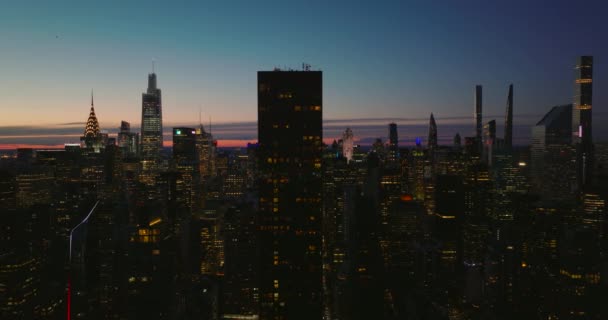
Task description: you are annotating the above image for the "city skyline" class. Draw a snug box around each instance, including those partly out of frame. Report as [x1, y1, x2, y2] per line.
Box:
[0, 1, 607, 149]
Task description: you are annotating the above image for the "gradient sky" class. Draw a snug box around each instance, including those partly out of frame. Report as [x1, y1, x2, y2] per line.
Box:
[0, 0, 606, 148]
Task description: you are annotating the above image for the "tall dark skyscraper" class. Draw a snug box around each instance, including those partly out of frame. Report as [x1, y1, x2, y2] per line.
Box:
[504, 84, 513, 148]
[428, 113, 437, 150]
[388, 122, 399, 163]
[475, 85, 483, 140]
[257, 69, 323, 319]
[572, 56, 594, 188]
[140, 72, 163, 181]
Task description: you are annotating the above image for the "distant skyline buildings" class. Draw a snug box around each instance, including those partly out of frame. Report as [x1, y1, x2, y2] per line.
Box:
[1, 2, 606, 145]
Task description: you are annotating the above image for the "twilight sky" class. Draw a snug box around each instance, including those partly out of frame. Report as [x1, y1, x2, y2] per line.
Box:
[0, 0, 606, 148]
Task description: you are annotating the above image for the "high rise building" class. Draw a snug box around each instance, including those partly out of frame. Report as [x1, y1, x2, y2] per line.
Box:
[428, 113, 438, 150]
[257, 69, 323, 319]
[475, 85, 483, 141]
[531, 105, 576, 200]
[454, 133, 462, 149]
[388, 123, 399, 164]
[140, 72, 163, 180]
[483, 119, 496, 165]
[504, 84, 514, 148]
[342, 127, 354, 163]
[80, 93, 103, 152]
[172, 127, 198, 212]
[118, 121, 139, 158]
[572, 56, 594, 189]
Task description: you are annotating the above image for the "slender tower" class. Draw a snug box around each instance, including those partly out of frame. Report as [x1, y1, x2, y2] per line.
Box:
[504, 84, 513, 148]
[572, 56, 594, 188]
[475, 85, 483, 140]
[428, 113, 438, 150]
[388, 123, 399, 163]
[140, 71, 163, 183]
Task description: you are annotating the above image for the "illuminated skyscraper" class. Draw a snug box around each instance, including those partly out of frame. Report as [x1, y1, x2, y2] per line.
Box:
[140, 72, 163, 183]
[257, 69, 323, 319]
[342, 127, 354, 163]
[572, 56, 594, 189]
[118, 121, 139, 158]
[80, 92, 103, 152]
[172, 127, 198, 211]
[504, 84, 514, 148]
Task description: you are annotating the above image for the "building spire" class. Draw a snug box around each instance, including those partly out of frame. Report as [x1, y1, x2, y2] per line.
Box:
[84, 90, 100, 137]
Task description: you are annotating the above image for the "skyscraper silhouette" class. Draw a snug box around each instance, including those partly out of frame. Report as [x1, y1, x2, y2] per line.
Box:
[572, 56, 594, 188]
[504, 84, 513, 148]
[475, 85, 483, 141]
[428, 113, 437, 150]
[388, 123, 399, 164]
[257, 69, 323, 319]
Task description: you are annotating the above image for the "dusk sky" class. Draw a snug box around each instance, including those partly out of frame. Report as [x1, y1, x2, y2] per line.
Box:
[0, 0, 606, 148]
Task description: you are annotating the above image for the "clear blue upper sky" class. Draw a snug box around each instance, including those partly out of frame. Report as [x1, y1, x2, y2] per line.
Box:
[0, 0, 606, 145]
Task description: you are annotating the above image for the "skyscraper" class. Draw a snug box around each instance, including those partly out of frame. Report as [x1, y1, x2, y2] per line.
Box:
[118, 121, 139, 158]
[504, 84, 514, 148]
[428, 113, 437, 150]
[572, 56, 594, 188]
[140, 72, 163, 181]
[388, 123, 399, 164]
[342, 127, 354, 163]
[531, 105, 575, 200]
[483, 120, 496, 165]
[475, 85, 483, 140]
[80, 92, 103, 152]
[257, 69, 323, 319]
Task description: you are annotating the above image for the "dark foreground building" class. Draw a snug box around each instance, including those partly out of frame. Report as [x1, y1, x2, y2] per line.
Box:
[257, 69, 323, 319]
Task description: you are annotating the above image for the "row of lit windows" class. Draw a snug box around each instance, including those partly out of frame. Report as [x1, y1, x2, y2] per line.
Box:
[293, 105, 321, 111]
[259, 225, 291, 231]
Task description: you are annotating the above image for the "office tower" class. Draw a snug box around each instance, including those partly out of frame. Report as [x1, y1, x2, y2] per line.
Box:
[434, 175, 464, 272]
[388, 123, 399, 164]
[454, 133, 462, 149]
[81, 93, 103, 152]
[172, 127, 198, 212]
[140, 72, 163, 180]
[118, 121, 139, 158]
[342, 127, 354, 163]
[504, 84, 514, 148]
[475, 85, 483, 140]
[572, 56, 594, 189]
[483, 120, 496, 165]
[257, 69, 323, 319]
[196, 124, 213, 178]
[530, 105, 575, 200]
[428, 113, 438, 150]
